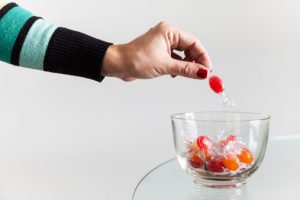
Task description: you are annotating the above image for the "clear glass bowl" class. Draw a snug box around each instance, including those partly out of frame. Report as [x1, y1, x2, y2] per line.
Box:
[171, 111, 270, 188]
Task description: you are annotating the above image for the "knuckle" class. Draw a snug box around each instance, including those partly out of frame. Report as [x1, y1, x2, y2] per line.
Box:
[193, 40, 201, 48]
[156, 21, 170, 32]
[182, 63, 192, 76]
[158, 20, 168, 26]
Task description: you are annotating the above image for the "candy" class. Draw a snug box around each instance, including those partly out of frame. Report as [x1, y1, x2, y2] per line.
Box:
[207, 157, 225, 173]
[201, 147, 211, 161]
[209, 75, 224, 94]
[187, 134, 254, 174]
[227, 135, 237, 142]
[196, 136, 213, 160]
[222, 155, 240, 171]
[237, 148, 254, 164]
[196, 136, 213, 150]
[219, 135, 237, 148]
[188, 141, 200, 153]
[189, 153, 204, 168]
[219, 139, 227, 147]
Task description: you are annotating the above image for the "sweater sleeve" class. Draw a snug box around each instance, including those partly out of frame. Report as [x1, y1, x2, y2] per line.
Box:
[0, 2, 112, 82]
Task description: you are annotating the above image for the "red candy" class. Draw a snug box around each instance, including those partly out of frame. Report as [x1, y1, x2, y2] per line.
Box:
[219, 135, 237, 147]
[207, 157, 225, 173]
[187, 134, 254, 174]
[189, 153, 204, 168]
[227, 135, 237, 142]
[196, 136, 213, 160]
[196, 136, 213, 150]
[209, 75, 224, 94]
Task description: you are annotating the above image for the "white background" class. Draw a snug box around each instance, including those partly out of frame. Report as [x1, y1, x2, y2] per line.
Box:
[0, 0, 299, 199]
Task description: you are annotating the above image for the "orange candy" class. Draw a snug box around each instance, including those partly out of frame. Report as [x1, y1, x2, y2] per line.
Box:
[189, 141, 211, 161]
[237, 148, 254, 164]
[187, 135, 254, 172]
[188, 142, 200, 154]
[222, 155, 239, 171]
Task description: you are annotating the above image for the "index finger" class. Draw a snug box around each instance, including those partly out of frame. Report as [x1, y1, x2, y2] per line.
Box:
[170, 28, 212, 71]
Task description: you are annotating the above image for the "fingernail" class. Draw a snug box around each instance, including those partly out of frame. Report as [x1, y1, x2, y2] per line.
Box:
[197, 68, 208, 79]
[171, 75, 177, 78]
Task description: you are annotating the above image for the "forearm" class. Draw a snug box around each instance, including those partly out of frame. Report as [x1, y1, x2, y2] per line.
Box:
[0, 2, 112, 81]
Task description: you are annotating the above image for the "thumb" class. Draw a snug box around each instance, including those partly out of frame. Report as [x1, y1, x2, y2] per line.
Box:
[167, 59, 209, 79]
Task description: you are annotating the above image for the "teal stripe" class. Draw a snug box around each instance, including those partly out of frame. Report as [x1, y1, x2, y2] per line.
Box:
[0, 6, 32, 63]
[19, 19, 58, 70]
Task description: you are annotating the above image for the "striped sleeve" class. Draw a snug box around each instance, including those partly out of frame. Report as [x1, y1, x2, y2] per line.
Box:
[0, 2, 112, 81]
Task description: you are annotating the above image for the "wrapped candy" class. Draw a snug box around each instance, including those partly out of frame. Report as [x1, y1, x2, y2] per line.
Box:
[187, 134, 254, 174]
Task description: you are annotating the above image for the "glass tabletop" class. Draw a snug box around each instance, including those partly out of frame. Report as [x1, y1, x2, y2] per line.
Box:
[133, 136, 300, 200]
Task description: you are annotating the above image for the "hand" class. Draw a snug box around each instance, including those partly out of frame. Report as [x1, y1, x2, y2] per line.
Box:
[102, 21, 212, 82]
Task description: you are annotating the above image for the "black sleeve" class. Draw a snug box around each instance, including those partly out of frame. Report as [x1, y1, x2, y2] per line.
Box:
[44, 27, 112, 82]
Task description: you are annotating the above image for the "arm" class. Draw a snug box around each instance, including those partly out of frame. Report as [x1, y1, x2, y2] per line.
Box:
[0, 2, 212, 82]
[0, 2, 111, 81]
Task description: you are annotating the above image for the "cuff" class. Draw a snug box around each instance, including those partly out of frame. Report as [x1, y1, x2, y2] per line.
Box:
[44, 27, 112, 82]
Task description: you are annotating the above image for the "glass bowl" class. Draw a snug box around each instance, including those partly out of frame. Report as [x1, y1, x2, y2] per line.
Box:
[171, 111, 270, 188]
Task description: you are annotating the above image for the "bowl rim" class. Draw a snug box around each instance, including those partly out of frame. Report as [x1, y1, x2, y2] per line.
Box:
[171, 111, 271, 122]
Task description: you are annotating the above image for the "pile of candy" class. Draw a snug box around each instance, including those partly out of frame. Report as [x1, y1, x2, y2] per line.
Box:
[187, 135, 254, 173]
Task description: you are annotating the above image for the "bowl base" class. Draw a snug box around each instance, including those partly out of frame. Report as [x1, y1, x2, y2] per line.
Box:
[192, 179, 248, 200]
[193, 178, 246, 189]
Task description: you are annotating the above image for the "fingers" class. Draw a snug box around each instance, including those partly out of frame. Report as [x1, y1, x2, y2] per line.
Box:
[185, 42, 212, 70]
[170, 28, 212, 71]
[170, 52, 182, 78]
[167, 59, 209, 79]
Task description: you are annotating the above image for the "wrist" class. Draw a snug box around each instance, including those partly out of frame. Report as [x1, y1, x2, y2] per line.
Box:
[102, 44, 124, 77]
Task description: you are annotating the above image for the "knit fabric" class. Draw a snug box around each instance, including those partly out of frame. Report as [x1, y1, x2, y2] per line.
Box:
[0, 1, 15, 17]
[0, 2, 112, 82]
[0, 5, 32, 62]
[19, 19, 58, 70]
[44, 28, 111, 82]
[11, 16, 41, 65]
